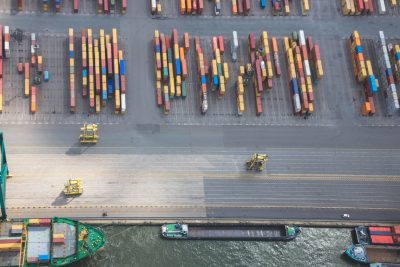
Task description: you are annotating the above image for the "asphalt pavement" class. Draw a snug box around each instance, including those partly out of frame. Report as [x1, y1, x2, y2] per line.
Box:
[1, 1, 400, 222]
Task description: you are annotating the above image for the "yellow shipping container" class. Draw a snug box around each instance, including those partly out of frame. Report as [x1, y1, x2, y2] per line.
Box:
[69, 28, 73, 36]
[156, 3, 162, 15]
[112, 29, 118, 44]
[115, 90, 120, 113]
[290, 65, 296, 79]
[239, 66, 245, 76]
[308, 103, 314, 114]
[176, 75, 181, 86]
[237, 94, 245, 113]
[366, 60, 373, 76]
[156, 69, 161, 81]
[163, 85, 169, 95]
[212, 60, 218, 76]
[267, 61, 273, 78]
[168, 63, 175, 97]
[24, 79, 30, 97]
[176, 85, 181, 97]
[180, 0, 186, 14]
[302, 0, 309, 15]
[70, 58, 74, 67]
[29, 219, 40, 225]
[284, 37, 290, 52]
[261, 65, 267, 81]
[114, 59, 119, 74]
[219, 82, 225, 97]
[0, 243, 20, 252]
[316, 60, 324, 78]
[223, 63, 229, 81]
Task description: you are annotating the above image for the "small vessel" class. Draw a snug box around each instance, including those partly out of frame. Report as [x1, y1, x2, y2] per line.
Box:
[345, 244, 400, 264]
[161, 224, 301, 241]
[0, 217, 105, 266]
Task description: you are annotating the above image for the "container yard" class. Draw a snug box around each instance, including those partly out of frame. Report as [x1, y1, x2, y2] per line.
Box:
[153, 29, 332, 126]
[340, 0, 400, 16]
[0, 27, 126, 124]
[1, 0, 127, 14]
[156, 0, 310, 17]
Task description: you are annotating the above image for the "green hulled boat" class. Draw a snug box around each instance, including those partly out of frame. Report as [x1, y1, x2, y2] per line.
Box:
[0, 217, 105, 266]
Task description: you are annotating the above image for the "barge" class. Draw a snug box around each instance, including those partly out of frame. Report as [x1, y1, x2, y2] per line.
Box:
[0, 217, 105, 266]
[161, 224, 301, 241]
[345, 244, 400, 264]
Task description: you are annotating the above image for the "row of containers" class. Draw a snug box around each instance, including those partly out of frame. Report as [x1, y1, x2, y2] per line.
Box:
[17, 0, 127, 14]
[153, 29, 190, 114]
[349, 30, 400, 116]
[152, 29, 324, 116]
[69, 28, 126, 114]
[0, 26, 11, 113]
[341, 0, 397, 15]
[151, 0, 310, 16]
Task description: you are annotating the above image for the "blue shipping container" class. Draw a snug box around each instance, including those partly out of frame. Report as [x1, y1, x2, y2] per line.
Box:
[201, 75, 206, 85]
[107, 79, 113, 95]
[385, 68, 393, 77]
[155, 45, 161, 53]
[291, 78, 299, 95]
[69, 51, 75, 58]
[260, 0, 266, 9]
[102, 91, 107, 102]
[82, 69, 87, 77]
[368, 75, 377, 94]
[354, 46, 363, 54]
[395, 52, 400, 61]
[175, 59, 181, 76]
[213, 76, 219, 87]
[120, 60, 125, 75]
[44, 71, 49, 82]
[101, 67, 107, 75]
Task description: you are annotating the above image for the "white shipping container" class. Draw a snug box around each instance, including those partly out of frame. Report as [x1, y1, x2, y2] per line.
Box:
[232, 31, 238, 49]
[151, 0, 156, 12]
[4, 26, 9, 35]
[377, 0, 386, 14]
[4, 42, 10, 58]
[293, 93, 301, 113]
[121, 93, 126, 114]
[298, 30, 306, 46]
[303, 60, 311, 77]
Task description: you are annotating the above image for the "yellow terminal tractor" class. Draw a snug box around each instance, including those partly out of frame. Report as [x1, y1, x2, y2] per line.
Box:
[64, 178, 83, 196]
[79, 124, 98, 144]
[246, 153, 269, 172]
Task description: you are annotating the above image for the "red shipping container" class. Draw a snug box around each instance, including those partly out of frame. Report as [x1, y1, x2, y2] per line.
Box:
[198, 0, 203, 14]
[74, 0, 79, 13]
[0, 238, 20, 244]
[164, 101, 170, 114]
[393, 226, 400, 234]
[237, 0, 243, 14]
[301, 46, 308, 60]
[165, 36, 171, 49]
[0, 26, 3, 59]
[218, 36, 224, 54]
[24, 63, 30, 78]
[172, 29, 178, 45]
[307, 36, 314, 53]
[308, 91, 314, 103]
[18, 63, 23, 74]
[244, 0, 250, 15]
[212, 37, 218, 52]
[39, 219, 51, 225]
[387, 75, 394, 85]
[156, 85, 162, 107]
[255, 59, 263, 93]
[301, 92, 309, 112]
[367, 0, 374, 14]
[18, 0, 23, 11]
[104, 0, 109, 13]
[313, 45, 321, 61]
[122, 0, 127, 13]
[368, 97, 375, 114]
[255, 96, 262, 116]
[371, 235, 394, 245]
[275, 62, 281, 76]
[369, 227, 392, 232]
[267, 78, 272, 89]
[195, 37, 201, 51]
[184, 33, 190, 53]
[181, 59, 187, 80]
[0, 61, 2, 78]
[53, 238, 65, 244]
[355, 0, 364, 14]
[248, 33, 255, 51]
[121, 75, 126, 93]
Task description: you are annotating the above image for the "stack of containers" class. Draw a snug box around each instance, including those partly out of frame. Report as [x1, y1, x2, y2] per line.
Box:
[98, 0, 103, 13]
[388, 0, 397, 8]
[69, 28, 75, 113]
[377, 31, 399, 116]
[74, 0, 79, 13]
[309, 38, 324, 82]
[210, 36, 228, 98]
[43, 0, 49, 12]
[283, 37, 301, 114]
[81, 29, 88, 97]
[260, 31, 273, 90]
[31, 33, 37, 67]
[24, 63, 30, 97]
[387, 44, 400, 82]
[341, 0, 375, 15]
[301, 0, 310, 15]
[166, 36, 176, 98]
[293, 44, 309, 114]
[180, 32, 189, 97]
[94, 39, 101, 113]
[283, 0, 290, 15]
[299, 30, 314, 113]
[4, 26, 10, 59]
[195, 37, 208, 114]
[0, 27, 2, 113]
[150, 0, 162, 15]
[248, 32, 262, 115]
[55, 0, 61, 12]
[153, 30, 163, 107]
[122, 0, 127, 13]
[119, 50, 126, 114]
[236, 75, 245, 115]
[172, 29, 182, 97]
[349, 31, 374, 115]
[18, 0, 23, 11]
[112, 29, 121, 114]
[106, 34, 113, 94]
[180, 0, 203, 14]
[87, 29, 95, 111]
[31, 86, 36, 114]
[271, 37, 281, 76]
[100, 29, 107, 106]
[231, 0, 250, 15]
[363, 59, 378, 115]
[110, 0, 116, 14]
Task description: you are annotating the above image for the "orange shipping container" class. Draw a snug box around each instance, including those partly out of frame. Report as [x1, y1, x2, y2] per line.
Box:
[271, 37, 278, 53]
[371, 235, 394, 245]
[180, 0, 186, 15]
[369, 227, 392, 232]
[184, 32, 190, 53]
[31, 86, 36, 114]
[186, 0, 192, 13]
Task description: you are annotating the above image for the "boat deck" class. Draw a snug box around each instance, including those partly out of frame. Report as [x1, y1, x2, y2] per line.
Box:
[367, 246, 400, 264]
[187, 226, 286, 240]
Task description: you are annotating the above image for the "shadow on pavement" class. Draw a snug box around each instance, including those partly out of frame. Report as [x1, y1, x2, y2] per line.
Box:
[52, 192, 74, 206]
[65, 142, 93, 155]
